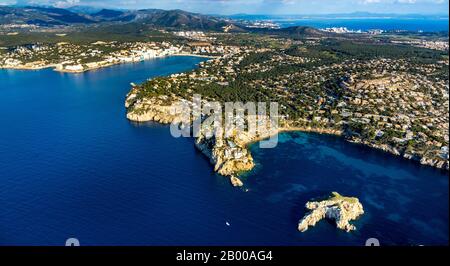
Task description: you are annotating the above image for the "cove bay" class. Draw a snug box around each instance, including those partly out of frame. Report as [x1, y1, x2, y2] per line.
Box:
[0, 56, 448, 246]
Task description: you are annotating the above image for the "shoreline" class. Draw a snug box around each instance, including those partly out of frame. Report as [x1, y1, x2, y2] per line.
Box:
[125, 88, 448, 180]
[244, 126, 449, 172]
[235, 125, 449, 172]
[0, 64, 55, 71]
[127, 108, 448, 173]
[0, 53, 214, 74]
[241, 126, 343, 150]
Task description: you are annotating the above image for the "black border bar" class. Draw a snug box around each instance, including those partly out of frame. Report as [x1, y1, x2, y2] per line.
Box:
[1, 246, 448, 264]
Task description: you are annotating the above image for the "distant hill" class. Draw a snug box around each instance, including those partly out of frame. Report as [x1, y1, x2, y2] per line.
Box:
[93, 9, 125, 18]
[0, 6, 242, 31]
[90, 9, 136, 22]
[0, 6, 336, 37]
[0, 6, 95, 26]
[133, 9, 238, 31]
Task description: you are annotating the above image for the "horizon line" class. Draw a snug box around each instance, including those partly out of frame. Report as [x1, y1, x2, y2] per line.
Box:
[2, 4, 449, 17]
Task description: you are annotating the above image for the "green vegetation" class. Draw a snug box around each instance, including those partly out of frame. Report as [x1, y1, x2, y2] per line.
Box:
[0, 24, 184, 47]
[286, 40, 447, 63]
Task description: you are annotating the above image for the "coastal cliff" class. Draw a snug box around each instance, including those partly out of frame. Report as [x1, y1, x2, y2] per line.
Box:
[298, 192, 364, 233]
[194, 135, 255, 177]
[126, 91, 257, 184]
[125, 90, 310, 185]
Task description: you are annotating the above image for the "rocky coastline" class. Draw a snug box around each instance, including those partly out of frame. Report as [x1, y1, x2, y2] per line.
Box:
[1, 61, 119, 73]
[349, 138, 449, 170]
[125, 90, 448, 186]
[125, 92, 347, 186]
[126, 92, 273, 185]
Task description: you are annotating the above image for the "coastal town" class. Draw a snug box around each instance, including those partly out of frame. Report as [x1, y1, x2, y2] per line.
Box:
[0, 41, 185, 72]
[0, 32, 248, 72]
[124, 30, 449, 183]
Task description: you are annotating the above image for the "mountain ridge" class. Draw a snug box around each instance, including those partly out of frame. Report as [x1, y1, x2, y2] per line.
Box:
[0, 6, 241, 31]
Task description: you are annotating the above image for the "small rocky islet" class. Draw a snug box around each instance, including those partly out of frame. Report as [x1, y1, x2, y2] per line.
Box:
[298, 192, 364, 233]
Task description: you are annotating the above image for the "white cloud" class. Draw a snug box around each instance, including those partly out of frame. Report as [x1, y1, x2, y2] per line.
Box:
[6, 0, 80, 7]
[361, 0, 446, 3]
[0, 0, 16, 5]
[54, 0, 79, 8]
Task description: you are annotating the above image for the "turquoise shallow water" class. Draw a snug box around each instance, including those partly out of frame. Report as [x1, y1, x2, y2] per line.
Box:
[0, 57, 448, 246]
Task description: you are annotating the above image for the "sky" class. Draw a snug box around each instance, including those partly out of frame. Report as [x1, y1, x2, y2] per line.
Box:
[0, 0, 449, 15]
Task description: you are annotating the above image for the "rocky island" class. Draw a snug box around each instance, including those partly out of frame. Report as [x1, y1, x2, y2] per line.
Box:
[298, 192, 365, 233]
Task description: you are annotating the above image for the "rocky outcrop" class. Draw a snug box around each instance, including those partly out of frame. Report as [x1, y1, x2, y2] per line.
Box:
[230, 176, 244, 187]
[298, 192, 364, 233]
[125, 92, 270, 185]
[194, 135, 255, 177]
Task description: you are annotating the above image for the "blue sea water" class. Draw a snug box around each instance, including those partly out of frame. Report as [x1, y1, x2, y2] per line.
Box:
[0, 56, 448, 246]
[239, 16, 449, 32]
[275, 18, 449, 32]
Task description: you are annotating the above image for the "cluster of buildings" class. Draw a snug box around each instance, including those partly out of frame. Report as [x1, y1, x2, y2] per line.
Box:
[244, 21, 280, 29]
[187, 42, 241, 55]
[0, 33, 249, 72]
[173, 31, 214, 42]
[57, 42, 183, 72]
[321, 27, 363, 34]
[0, 41, 184, 72]
[320, 27, 385, 35]
[0, 24, 38, 30]
[391, 39, 449, 51]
